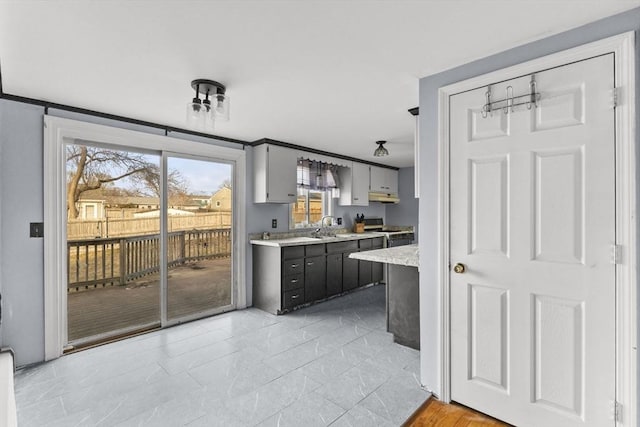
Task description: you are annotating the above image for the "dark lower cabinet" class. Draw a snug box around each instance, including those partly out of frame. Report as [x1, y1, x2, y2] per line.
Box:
[371, 237, 384, 283]
[326, 253, 343, 296]
[358, 239, 373, 286]
[253, 237, 383, 315]
[343, 253, 359, 291]
[305, 255, 326, 303]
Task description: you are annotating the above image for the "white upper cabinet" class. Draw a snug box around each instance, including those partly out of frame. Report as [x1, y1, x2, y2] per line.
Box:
[369, 166, 398, 194]
[338, 162, 369, 206]
[253, 144, 297, 203]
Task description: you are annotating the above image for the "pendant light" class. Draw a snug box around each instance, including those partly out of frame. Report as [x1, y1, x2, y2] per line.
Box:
[374, 140, 389, 157]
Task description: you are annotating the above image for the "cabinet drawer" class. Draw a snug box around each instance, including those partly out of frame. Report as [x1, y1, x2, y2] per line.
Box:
[283, 273, 304, 291]
[283, 289, 305, 309]
[327, 240, 358, 253]
[283, 258, 304, 275]
[359, 239, 373, 250]
[282, 246, 305, 260]
[305, 244, 325, 257]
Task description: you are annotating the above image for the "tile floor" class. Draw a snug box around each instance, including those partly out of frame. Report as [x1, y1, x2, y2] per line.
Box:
[14, 285, 429, 426]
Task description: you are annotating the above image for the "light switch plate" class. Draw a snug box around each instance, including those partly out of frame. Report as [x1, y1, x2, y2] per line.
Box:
[272, 219, 277, 228]
[30, 222, 44, 238]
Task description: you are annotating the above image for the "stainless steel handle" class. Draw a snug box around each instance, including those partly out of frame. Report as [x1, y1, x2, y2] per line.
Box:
[307, 261, 314, 266]
[291, 264, 298, 268]
[291, 294, 299, 299]
[291, 279, 298, 283]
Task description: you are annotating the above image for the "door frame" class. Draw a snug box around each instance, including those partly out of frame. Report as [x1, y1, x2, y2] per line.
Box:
[437, 32, 636, 425]
[43, 116, 247, 358]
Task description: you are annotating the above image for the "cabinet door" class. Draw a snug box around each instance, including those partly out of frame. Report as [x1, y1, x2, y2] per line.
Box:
[370, 237, 384, 283]
[370, 166, 386, 192]
[351, 162, 370, 204]
[267, 145, 297, 203]
[358, 239, 373, 286]
[370, 166, 398, 194]
[372, 261, 383, 284]
[358, 259, 372, 286]
[326, 253, 343, 296]
[343, 252, 359, 291]
[304, 255, 326, 303]
[338, 162, 369, 206]
[386, 168, 398, 194]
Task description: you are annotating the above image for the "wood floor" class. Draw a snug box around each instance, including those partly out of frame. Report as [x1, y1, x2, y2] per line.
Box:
[405, 398, 511, 426]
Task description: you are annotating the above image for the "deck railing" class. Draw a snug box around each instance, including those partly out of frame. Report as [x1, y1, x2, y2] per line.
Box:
[67, 228, 231, 292]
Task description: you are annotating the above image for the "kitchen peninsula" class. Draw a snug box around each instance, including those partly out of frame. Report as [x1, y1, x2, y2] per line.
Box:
[350, 244, 419, 349]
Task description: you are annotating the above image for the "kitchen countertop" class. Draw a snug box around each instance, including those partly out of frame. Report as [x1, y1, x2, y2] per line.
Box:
[349, 244, 419, 268]
[250, 232, 386, 247]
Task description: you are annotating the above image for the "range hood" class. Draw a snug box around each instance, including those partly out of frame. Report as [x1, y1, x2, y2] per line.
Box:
[368, 192, 400, 204]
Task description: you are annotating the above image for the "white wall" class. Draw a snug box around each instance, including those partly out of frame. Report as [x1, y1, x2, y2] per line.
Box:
[417, 6, 640, 397]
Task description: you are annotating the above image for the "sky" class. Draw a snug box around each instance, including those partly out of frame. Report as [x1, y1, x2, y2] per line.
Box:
[168, 157, 232, 195]
[67, 144, 232, 196]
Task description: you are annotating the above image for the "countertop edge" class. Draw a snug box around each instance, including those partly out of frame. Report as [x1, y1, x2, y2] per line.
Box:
[349, 244, 419, 267]
[250, 233, 387, 247]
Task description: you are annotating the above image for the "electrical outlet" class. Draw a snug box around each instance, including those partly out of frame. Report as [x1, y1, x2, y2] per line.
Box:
[272, 219, 277, 228]
[337, 217, 342, 225]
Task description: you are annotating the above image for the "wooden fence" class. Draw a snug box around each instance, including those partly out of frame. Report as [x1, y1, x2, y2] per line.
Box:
[67, 212, 232, 240]
[67, 228, 231, 292]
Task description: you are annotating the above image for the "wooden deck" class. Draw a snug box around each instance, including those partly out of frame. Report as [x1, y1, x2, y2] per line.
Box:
[67, 258, 231, 343]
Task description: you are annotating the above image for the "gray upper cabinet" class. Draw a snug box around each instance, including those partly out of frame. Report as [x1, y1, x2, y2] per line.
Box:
[338, 162, 369, 206]
[369, 166, 398, 194]
[253, 144, 297, 203]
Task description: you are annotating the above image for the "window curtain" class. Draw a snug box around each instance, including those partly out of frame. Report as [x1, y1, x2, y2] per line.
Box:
[297, 158, 341, 191]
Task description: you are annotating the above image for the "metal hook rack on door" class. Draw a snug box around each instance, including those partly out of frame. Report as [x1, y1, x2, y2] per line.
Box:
[481, 75, 541, 118]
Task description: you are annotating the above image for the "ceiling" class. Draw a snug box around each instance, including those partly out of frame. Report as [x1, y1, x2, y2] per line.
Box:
[0, 1, 638, 167]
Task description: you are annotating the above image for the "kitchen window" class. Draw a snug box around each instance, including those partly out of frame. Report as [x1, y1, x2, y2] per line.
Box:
[289, 159, 340, 229]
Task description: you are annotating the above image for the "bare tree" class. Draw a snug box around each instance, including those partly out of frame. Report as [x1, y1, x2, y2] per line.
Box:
[219, 179, 232, 190]
[66, 145, 191, 219]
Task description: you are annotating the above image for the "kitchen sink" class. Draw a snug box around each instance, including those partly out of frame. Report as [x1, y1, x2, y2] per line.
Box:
[313, 235, 338, 240]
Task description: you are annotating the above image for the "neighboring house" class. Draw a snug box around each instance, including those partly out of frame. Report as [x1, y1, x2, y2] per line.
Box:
[209, 187, 232, 211]
[76, 199, 105, 220]
[190, 194, 211, 209]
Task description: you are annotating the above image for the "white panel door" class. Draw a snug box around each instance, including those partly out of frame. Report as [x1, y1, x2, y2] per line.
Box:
[450, 54, 615, 426]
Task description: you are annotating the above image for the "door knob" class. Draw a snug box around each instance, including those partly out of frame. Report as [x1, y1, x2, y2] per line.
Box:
[453, 263, 466, 274]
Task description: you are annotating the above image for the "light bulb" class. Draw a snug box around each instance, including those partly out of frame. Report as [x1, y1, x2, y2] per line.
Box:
[214, 94, 230, 121]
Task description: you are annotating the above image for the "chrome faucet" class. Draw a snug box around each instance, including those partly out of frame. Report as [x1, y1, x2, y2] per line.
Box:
[320, 216, 335, 227]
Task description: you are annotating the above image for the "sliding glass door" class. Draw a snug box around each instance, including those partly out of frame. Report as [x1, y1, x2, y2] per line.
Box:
[65, 144, 235, 347]
[165, 156, 234, 323]
[66, 143, 162, 344]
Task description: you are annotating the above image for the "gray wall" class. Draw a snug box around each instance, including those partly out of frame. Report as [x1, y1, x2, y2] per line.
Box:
[386, 167, 418, 241]
[0, 101, 46, 365]
[418, 7, 640, 396]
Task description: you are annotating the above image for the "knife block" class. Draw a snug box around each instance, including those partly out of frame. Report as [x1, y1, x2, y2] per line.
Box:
[353, 223, 365, 233]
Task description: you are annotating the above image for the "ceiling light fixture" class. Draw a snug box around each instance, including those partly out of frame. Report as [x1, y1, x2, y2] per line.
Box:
[373, 140, 389, 157]
[186, 79, 230, 131]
